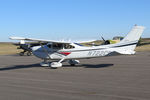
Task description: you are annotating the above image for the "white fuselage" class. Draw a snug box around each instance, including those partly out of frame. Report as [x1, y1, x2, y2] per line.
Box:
[31, 41, 136, 60]
[9, 25, 145, 68]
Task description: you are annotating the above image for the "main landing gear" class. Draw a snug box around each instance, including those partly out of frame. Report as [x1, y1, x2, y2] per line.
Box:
[40, 59, 80, 69]
[40, 58, 64, 69]
[68, 59, 80, 66]
[50, 58, 64, 68]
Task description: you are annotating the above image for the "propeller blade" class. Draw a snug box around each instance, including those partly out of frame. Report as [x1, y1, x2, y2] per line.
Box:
[101, 36, 106, 42]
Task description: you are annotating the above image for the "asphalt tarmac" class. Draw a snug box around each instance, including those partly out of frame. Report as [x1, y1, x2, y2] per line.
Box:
[0, 52, 150, 100]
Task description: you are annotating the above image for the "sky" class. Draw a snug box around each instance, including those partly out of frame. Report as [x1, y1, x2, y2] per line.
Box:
[0, 0, 150, 42]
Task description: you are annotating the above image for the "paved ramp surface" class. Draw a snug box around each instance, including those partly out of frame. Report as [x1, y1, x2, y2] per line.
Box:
[0, 52, 150, 100]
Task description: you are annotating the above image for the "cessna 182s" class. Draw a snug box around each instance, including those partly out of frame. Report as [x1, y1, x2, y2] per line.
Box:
[10, 25, 145, 68]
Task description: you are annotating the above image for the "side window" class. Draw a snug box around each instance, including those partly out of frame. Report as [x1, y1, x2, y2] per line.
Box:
[47, 43, 74, 49]
[64, 44, 75, 49]
[53, 43, 63, 49]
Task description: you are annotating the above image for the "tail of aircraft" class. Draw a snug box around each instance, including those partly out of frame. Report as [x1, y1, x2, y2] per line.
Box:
[120, 25, 145, 44]
[115, 25, 145, 54]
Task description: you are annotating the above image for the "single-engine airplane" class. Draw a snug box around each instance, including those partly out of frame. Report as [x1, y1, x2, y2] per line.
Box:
[10, 25, 145, 68]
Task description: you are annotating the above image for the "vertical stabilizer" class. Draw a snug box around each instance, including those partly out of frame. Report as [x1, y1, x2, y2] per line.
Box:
[120, 25, 145, 43]
[115, 25, 145, 54]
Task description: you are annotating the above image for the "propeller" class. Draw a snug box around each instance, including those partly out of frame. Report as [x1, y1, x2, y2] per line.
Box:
[101, 36, 110, 45]
[101, 36, 106, 42]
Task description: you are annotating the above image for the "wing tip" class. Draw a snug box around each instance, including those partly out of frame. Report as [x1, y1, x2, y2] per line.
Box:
[9, 37, 25, 40]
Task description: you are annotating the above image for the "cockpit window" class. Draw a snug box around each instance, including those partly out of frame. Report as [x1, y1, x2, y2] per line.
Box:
[47, 43, 74, 49]
[53, 43, 63, 49]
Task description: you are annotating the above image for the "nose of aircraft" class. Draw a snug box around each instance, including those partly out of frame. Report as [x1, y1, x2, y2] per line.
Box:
[31, 46, 41, 52]
[31, 46, 50, 59]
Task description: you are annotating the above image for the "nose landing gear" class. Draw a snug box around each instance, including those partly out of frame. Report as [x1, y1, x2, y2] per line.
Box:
[40, 59, 50, 67]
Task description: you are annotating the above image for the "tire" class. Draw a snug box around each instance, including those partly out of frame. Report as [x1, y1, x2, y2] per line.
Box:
[19, 52, 24, 56]
[27, 52, 32, 56]
[71, 64, 75, 66]
[51, 67, 58, 69]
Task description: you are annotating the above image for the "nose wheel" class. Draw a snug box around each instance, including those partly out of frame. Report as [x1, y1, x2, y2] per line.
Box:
[40, 59, 50, 67]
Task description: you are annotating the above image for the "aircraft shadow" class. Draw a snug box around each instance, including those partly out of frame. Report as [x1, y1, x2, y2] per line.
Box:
[83, 64, 114, 68]
[0, 63, 114, 71]
[63, 64, 114, 68]
[0, 63, 42, 71]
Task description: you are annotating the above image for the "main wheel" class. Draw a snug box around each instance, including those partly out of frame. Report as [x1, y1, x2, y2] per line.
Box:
[71, 64, 75, 66]
[27, 52, 32, 56]
[68, 60, 80, 66]
[51, 62, 62, 68]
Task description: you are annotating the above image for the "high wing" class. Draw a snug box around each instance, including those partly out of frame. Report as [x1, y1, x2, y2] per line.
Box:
[9, 37, 71, 44]
[9, 37, 96, 44]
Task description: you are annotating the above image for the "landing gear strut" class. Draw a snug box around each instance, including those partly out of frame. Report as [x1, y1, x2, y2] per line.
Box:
[40, 59, 80, 69]
[40, 58, 65, 69]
